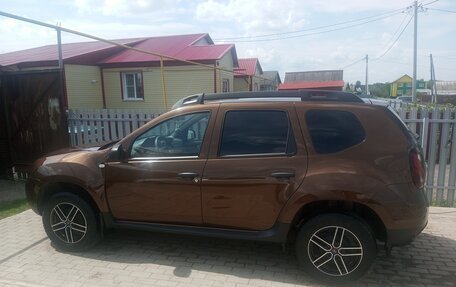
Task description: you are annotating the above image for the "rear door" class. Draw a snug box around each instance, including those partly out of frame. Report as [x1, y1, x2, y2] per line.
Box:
[201, 103, 308, 230]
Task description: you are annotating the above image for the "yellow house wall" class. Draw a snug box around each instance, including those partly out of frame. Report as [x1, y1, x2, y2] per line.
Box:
[252, 68, 261, 91]
[216, 52, 234, 93]
[395, 75, 413, 84]
[103, 65, 215, 111]
[65, 64, 104, 109]
[234, 77, 250, 92]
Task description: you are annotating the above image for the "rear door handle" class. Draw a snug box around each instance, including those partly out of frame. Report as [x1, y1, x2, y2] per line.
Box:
[178, 172, 199, 180]
[271, 172, 295, 179]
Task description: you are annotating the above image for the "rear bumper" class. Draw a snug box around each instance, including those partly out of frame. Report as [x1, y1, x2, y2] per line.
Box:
[387, 216, 428, 246]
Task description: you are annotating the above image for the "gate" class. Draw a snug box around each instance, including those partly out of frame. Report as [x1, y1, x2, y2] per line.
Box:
[0, 70, 69, 178]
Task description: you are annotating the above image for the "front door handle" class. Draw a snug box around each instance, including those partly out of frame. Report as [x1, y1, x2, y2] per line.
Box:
[178, 172, 199, 180]
[271, 172, 295, 179]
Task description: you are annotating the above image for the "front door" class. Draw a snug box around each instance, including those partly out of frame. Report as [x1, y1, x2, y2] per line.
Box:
[202, 104, 307, 230]
[105, 111, 213, 224]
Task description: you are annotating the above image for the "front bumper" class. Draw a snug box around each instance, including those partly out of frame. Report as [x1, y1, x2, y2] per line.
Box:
[25, 178, 40, 214]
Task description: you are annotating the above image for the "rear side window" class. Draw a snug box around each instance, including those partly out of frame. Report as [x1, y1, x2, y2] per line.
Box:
[219, 110, 295, 156]
[306, 110, 365, 154]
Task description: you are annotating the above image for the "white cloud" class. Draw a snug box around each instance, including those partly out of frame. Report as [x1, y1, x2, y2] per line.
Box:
[0, 19, 56, 53]
[0, 0, 454, 83]
[74, 0, 186, 17]
[196, 0, 309, 37]
[304, 0, 413, 13]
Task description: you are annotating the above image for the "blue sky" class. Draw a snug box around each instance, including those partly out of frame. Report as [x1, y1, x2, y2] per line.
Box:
[0, 0, 455, 84]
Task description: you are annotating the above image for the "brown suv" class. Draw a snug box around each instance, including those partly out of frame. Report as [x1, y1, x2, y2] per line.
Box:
[26, 90, 428, 283]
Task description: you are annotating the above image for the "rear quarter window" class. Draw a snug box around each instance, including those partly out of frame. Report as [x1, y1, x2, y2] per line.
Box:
[306, 110, 365, 154]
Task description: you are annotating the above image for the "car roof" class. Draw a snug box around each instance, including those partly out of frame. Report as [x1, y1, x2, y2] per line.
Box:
[171, 90, 364, 110]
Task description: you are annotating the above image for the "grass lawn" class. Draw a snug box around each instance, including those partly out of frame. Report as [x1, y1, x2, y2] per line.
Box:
[0, 198, 30, 220]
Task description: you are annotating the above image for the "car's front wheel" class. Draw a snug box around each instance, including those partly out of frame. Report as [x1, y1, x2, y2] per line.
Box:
[296, 213, 376, 283]
[42, 192, 101, 252]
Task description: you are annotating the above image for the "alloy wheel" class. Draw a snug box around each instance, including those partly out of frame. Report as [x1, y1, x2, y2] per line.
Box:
[307, 226, 363, 276]
[50, 202, 87, 244]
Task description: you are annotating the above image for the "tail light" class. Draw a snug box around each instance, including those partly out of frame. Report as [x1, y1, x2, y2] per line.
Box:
[409, 149, 426, 188]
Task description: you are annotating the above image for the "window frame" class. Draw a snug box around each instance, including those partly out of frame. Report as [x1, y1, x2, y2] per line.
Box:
[222, 79, 230, 93]
[217, 109, 296, 158]
[120, 71, 144, 101]
[128, 111, 211, 160]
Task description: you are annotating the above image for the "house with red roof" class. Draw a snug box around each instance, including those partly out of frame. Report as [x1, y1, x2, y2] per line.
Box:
[233, 58, 263, 92]
[0, 33, 238, 110]
[279, 70, 344, 91]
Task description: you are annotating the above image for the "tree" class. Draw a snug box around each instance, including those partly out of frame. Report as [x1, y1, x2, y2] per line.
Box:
[354, 81, 362, 95]
[369, 83, 391, 98]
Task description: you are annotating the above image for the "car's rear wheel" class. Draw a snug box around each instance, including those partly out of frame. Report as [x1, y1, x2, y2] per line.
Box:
[42, 192, 100, 252]
[296, 214, 376, 283]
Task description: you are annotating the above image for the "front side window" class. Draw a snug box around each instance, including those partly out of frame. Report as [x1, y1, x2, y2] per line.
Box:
[130, 112, 210, 158]
[219, 110, 295, 156]
[306, 110, 365, 154]
[121, 72, 143, 100]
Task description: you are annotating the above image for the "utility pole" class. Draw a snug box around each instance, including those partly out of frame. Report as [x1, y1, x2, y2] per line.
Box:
[365, 54, 369, 95]
[412, 0, 418, 103]
[430, 54, 437, 104]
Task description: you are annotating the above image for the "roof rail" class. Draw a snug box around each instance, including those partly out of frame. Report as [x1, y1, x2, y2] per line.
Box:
[171, 90, 363, 109]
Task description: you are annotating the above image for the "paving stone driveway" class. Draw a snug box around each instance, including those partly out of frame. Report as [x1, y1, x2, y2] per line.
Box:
[0, 208, 455, 287]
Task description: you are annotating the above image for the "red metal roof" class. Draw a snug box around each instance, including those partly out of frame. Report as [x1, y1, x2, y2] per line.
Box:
[234, 58, 262, 77]
[0, 33, 236, 68]
[0, 38, 145, 67]
[278, 80, 345, 90]
[100, 34, 234, 64]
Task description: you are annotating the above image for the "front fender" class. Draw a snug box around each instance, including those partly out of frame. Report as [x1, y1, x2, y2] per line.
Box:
[29, 149, 109, 213]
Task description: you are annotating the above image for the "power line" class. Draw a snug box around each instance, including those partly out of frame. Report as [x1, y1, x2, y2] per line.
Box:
[214, 7, 407, 41]
[372, 15, 413, 61]
[375, 59, 456, 71]
[378, 13, 410, 50]
[216, 12, 404, 43]
[422, 0, 439, 6]
[340, 57, 365, 70]
[427, 8, 456, 14]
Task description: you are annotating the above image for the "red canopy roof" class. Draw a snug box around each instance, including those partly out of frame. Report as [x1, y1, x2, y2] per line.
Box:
[279, 80, 345, 90]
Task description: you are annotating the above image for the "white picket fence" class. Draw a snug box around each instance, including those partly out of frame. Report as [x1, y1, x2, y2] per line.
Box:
[67, 106, 456, 207]
[67, 109, 160, 147]
[400, 107, 456, 207]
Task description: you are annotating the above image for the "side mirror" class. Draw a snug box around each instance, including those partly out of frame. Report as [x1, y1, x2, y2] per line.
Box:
[109, 143, 127, 162]
[187, 129, 196, 140]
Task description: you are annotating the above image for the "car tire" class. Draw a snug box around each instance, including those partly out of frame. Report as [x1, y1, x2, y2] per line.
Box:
[42, 192, 101, 252]
[296, 213, 376, 283]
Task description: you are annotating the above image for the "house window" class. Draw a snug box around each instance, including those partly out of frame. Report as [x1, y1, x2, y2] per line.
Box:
[398, 83, 403, 88]
[406, 83, 412, 88]
[121, 72, 143, 100]
[222, 79, 230, 93]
